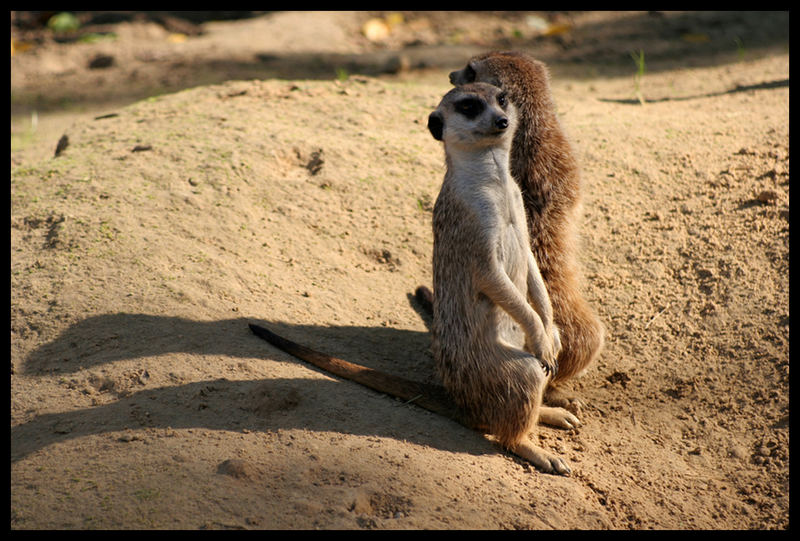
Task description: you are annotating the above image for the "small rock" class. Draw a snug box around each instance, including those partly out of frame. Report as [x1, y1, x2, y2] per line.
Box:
[54, 134, 69, 157]
[362, 18, 390, 42]
[88, 54, 115, 69]
[52, 420, 73, 434]
[217, 458, 258, 480]
[305, 149, 324, 175]
[755, 190, 779, 204]
[729, 445, 748, 460]
[700, 302, 716, 316]
[606, 371, 631, 388]
[136, 369, 150, 385]
[526, 14, 550, 31]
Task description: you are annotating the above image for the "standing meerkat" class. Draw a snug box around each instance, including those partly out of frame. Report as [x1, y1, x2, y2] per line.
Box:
[428, 82, 578, 474]
[250, 82, 579, 475]
[420, 51, 605, 410]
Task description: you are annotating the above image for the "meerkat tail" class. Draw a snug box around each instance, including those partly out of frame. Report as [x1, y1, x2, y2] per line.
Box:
[248, 323, 468, 425]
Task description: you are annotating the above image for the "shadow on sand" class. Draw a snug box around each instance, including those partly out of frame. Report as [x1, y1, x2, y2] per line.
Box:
[12, 297, 509, 465]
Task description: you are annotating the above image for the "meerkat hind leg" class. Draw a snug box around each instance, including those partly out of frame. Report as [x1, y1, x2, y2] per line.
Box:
[544, 384, 585, 415]
[511, 440, 571, 475]
[538, 405, 581, 430]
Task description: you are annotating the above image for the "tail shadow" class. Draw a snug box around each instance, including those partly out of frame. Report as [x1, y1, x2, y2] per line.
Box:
[12, 307, 496, 463]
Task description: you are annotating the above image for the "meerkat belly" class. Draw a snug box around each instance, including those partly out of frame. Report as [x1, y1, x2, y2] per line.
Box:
[497, 198, 530, 285]
[492, 219, 530, 348]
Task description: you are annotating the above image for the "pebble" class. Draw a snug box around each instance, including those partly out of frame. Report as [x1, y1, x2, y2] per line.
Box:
[52, 420, 73, 434]
[88, 54, 115, 69]
[217, 458, 258, 480]
[54, 134, 69, 157]
[756, 190, 779, 204]
[729, 445, 748, 460]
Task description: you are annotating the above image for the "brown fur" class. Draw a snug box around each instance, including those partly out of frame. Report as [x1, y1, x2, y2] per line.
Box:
[429, 83, 577, 474]
[448, 51, 605, 400]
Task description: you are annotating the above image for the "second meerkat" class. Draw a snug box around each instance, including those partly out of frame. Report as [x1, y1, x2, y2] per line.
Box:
[444, 51, 606, 408]
[429, 82, 578, 474]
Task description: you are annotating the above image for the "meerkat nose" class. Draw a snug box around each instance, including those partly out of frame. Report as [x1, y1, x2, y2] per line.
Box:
[496, 117, 509, 130]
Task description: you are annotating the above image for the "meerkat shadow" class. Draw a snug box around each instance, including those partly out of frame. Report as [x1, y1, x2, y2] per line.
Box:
[20, 312, 434, 378]
[14, 312, 504, 463]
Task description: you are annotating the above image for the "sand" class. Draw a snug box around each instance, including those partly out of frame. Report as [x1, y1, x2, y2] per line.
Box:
[11, 11, 788, 529]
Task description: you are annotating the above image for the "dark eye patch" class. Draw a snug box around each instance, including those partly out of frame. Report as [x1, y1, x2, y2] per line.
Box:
[455, 97, 484, 119]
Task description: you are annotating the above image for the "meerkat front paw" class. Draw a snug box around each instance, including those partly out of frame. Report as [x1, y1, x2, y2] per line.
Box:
[537, 344, 559, 377]
[526, 333, 559, 377]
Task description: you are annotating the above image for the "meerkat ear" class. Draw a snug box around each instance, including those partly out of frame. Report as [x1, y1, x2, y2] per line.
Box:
[428, 112, 444, 141]
[461, 63, 476, 83]
[449, 63, 476, 86]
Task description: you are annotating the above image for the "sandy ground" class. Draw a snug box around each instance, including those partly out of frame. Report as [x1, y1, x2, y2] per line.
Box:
[10, 11, 789, 529]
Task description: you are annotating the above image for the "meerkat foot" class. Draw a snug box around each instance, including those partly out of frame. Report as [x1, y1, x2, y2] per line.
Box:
[511, 440, 571, 475]
[544, 384, 585, 416]
[538, 406, 581, 430]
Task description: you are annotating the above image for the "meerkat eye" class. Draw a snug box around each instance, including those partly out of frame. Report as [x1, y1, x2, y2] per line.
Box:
[497, 93, 507, 107]
[455, 97, 484, 119]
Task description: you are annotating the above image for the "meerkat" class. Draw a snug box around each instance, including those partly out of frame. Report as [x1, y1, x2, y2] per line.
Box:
[427, 82, 577, 474]
[420, 51, 605, 411]
[249, 83, 579, 475]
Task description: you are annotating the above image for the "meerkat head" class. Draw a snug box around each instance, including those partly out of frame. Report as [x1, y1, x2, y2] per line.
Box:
[449, 51, 550, 102]
[428, 82, 516, 149]
[449, 54, 500, 88]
